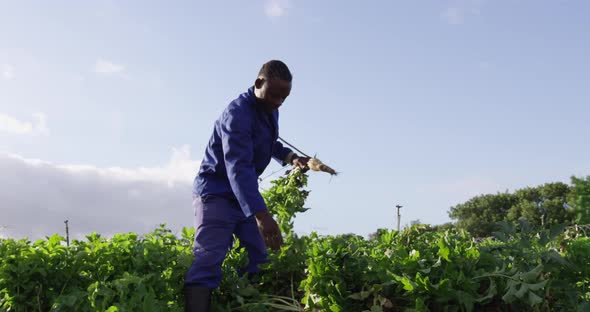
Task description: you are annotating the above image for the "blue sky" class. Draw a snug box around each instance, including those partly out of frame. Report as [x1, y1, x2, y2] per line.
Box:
[1, 1, 589, 238]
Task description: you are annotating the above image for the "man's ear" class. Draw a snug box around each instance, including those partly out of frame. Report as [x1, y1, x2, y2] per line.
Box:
[255, 77, 265, 89]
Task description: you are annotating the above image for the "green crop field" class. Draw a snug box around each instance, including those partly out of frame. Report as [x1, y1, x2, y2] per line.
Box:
[1, 172, 589, 311]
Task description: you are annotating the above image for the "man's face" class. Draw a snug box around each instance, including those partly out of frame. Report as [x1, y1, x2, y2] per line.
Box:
[255, 78, 292, 113]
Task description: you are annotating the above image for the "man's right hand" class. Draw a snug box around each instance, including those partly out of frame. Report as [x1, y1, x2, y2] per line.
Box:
[292, 156, 310, 172]
[254, 210, 283, 250]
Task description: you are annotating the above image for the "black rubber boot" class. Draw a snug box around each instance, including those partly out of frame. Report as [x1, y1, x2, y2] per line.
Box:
[184, 285, 212, 312]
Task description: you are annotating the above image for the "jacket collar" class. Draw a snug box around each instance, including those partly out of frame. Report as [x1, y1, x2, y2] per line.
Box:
[247, 86, 279, 130]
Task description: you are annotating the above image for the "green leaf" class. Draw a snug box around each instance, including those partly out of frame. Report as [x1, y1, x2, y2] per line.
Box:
[475, 279, 497, 303]
[437, 239, 451, 262]
[370, 306, 383, 312]
[456, 291, 475, 311]
[526, 280, 548, 291]
[432, 257, 442, 268]
[549, 223, 566, 240]
[415, 298, 428, 312]
[415, 273, 430, 291]
[521, 265, 543, 283]
[237, 286, 260, 297]
[401, 276, 415, 291]
[502, 282, 518, 303]
[514, 283, 529, 299]
[349, 290, 372, 300]
[527, 291, 543, 306]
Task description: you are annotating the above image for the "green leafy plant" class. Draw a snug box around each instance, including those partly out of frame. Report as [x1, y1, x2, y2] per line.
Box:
[1, 171, 589, 311]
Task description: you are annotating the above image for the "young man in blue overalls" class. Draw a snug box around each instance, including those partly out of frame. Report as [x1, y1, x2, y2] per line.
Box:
[184, 60, 309, 311]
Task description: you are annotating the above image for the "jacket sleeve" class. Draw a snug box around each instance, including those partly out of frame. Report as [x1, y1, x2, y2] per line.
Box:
[220, 106, 267, 217]
[272, 140, 294, 166]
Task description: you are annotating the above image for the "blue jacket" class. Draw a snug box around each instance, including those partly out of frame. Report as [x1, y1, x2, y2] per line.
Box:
[193, 87, 293, 217]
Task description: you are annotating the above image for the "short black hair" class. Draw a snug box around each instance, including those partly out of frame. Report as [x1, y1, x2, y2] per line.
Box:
[258, 60, 292, 82]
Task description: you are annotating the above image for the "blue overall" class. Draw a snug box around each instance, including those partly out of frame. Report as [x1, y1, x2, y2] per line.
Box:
[186, 87, 292, 288]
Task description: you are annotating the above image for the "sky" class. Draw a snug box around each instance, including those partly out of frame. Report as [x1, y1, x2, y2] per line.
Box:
[1, 0, 589, 240]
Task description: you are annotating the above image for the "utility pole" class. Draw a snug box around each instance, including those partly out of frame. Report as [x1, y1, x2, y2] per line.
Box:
[396, 205, 403, 232]
[64, 220, 70, 247]
[537, 198, 546, 228]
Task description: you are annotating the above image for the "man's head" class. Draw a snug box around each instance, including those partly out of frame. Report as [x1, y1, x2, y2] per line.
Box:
[254, 60, 292, 113]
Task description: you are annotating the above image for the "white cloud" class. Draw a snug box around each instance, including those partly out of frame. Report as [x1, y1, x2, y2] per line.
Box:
[0, 146, 201, 240]
[265, 0, 290, 18]
[1, 64, 14, 80]
[32, 113, 49, 135]
[94, 59, 125, 74]
[59, 145, 198, 187]
[0, 112, 49, 135]
[441, 0, 483, 25]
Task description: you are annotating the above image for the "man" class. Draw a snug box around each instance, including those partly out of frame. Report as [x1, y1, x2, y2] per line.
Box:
[184, 60, 309, 311]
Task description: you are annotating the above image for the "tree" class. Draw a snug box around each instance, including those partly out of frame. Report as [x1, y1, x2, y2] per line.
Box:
[508, 182, 572, 227]
[448, 182, 574, 237]
[570, 176, 590, 224]
[431, 222, 455, 232]
[448, 192, 518, 237]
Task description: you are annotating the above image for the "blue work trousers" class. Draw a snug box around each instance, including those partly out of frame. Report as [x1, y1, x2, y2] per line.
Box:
[185, 194, 268, 288]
